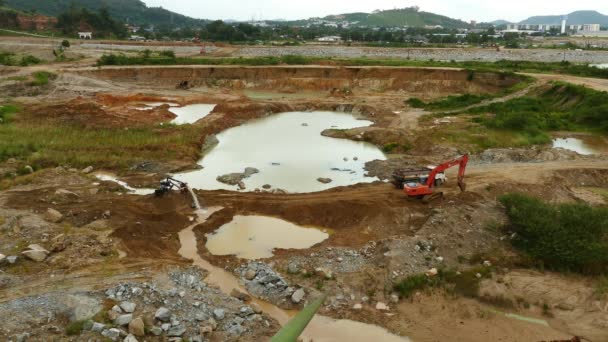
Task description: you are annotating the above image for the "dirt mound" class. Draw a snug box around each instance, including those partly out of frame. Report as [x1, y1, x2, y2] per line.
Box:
[473, 147, 581, 164]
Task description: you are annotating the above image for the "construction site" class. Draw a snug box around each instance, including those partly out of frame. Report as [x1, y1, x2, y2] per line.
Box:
[0, 38, 607, 342]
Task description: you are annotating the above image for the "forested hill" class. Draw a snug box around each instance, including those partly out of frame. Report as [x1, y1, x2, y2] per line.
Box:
[4, 0, 207, 27]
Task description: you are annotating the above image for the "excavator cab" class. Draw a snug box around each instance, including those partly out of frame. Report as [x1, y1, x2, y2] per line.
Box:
[403, 154, 468, 203]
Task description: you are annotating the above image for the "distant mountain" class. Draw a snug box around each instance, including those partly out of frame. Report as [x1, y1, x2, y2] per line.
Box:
[281, 7, 471, 29]
[519, 10, 608, 25]
[490, 20, 512, 26]
[4, 0, 207, 27]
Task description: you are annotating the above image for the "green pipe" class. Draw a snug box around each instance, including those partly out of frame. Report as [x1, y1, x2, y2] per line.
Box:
[271, 294, 327, 342]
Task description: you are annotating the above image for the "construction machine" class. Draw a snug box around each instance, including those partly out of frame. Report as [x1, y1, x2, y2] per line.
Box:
[155, 177, 189, 197]
[403, 154, 468, 203]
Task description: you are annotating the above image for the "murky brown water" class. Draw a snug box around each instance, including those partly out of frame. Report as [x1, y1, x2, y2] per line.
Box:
[175, 111, 386, 192]
[552, 137, 607, 155]
[168, 104, 216, 125]
[205, 215, 329, 259]
[178, 207, 409, 342]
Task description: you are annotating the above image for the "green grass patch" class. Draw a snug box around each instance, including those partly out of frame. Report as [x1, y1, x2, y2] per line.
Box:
[394, 267, 492, 299]
[29, 71, 56, 87]
[0, 117, 203, 169]
[65, 320, 87, 336]
[500, 193, 608, 275]
[0, 52, 41, 66]
[469, 82, 608, 135]
[0, 104, 19, 123]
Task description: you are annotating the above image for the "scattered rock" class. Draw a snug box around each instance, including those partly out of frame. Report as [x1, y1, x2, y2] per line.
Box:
[390, 294, 399, 303]
[82, 166, 94, 174]
[376, 302, 390, 311]
[50, 234, 68, 252]
[231, 288, 251, 302]
[250, 302, 262, 314]
[7, 256, 17, 264]
[426, 268, 438, 277]
[101, 328, 121, 341]
[0, 253, 5, 264]
[353, 304, 363, 310]
[315, 267, 333, 279]
[44, 208, 63, 223]
[317, 177, 332, 184]
[475, 273, 482, 279]
[124, 334, 138, 342]
[155, 307, 171, 322]
[217, 167, 260, 185]
[114, 314, 133, 326]
[291, 288, 305, 304]
[24, 165, 34, 174]
[92, 322, 105, 333]
[128, 317, 145, 336]
[301, 123, 309, 126]
[120, 301, 136, 313]
[237, 182, 246, 190]
[167, 325, 186, 337]
[244, 269, 257, 280]
[55, 189, 79, 198]
[287, 263, 299, 274]
[149, 327, 163, 336]
[483, 260, 492, 267]
[213, 308, 225, 320]
[21, 244, 50, 262]
[262, 184, 272, 190]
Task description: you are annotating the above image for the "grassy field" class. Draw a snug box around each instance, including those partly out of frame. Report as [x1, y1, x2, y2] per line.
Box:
[96, 53, 608, 79]
[0, 105, 203, 172]
[424, 81, 608, 150]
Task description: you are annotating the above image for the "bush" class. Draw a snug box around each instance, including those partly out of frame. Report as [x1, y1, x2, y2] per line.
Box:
[500, 193, 608, 274]
[406, 97, 425, 108]
[29, 71, 55, 87]
[61, 40, 70, 48]
[159, 50, 175, 58]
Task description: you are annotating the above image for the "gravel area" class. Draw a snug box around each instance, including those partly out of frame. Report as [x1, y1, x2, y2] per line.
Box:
[234, 46, 608, 63]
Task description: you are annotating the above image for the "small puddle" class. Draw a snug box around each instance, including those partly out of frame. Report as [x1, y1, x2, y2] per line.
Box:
[168, 104, 216, 124]
[205, 215, 329, 259]
[178, 207, 409, 342]
[552, 137, 601, 155]
[134, 102, 179, 111]
[592, 63, 608, 69]
[95, 174, 155, 195]
[175, 111, 386, 192]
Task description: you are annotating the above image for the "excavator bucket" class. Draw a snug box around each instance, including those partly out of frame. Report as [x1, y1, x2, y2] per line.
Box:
[458, 181, 466, 192]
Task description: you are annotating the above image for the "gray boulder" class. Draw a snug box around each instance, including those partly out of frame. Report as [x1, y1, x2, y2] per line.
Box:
[155, 307, 171, 322]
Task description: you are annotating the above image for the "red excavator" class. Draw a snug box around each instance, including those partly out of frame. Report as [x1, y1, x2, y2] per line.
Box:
[403, 154, 468, 203]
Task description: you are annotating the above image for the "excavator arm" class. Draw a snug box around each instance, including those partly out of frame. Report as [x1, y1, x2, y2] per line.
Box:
[425, 154, 468, 190]
[403, 154, 468, 202]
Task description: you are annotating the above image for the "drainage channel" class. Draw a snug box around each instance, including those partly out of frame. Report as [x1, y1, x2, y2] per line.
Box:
[179, 192, 410, 341]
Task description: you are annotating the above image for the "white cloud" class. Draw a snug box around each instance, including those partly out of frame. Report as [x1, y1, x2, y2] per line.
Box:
[142, 0, 607, 23]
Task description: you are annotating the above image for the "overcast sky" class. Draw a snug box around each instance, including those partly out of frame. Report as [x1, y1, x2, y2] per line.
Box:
[141, 0, 606, 23]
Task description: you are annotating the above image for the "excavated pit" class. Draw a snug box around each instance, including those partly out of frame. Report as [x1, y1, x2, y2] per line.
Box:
[77, 65, 520, 96]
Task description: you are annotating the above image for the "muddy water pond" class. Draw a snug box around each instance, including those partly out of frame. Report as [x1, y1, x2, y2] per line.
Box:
[552, 137, 606, 155]
[205, 215, 329, 259]
[175, 111, 386, 192]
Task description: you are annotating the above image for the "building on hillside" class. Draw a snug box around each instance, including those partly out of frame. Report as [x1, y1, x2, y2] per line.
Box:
[316, 35, 342, 43]
[16, 15, 58, 31]
[78, 32, 93, 39]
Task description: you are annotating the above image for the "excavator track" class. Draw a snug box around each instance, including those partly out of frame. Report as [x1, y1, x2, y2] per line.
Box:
[422, 192, 444, 203]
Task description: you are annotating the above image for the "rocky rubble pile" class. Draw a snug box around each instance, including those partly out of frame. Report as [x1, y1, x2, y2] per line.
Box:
[86, 267, 275, 341]
[235, 262, 300, 307]
[473, 147, 580, 164]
